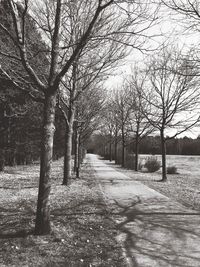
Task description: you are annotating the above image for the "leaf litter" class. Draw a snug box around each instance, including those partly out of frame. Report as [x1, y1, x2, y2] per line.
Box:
[0, 159, 126, 267]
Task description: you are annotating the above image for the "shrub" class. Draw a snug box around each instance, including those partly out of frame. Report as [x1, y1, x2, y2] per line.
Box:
[144, 156, 160, 172]
[167, 166, 177, 174]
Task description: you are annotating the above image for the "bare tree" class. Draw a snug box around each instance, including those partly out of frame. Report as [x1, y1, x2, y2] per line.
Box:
[113, 87, 132, 167]
[57, 63, 77, 185]
[100, 97, 118, 161]
[97, 91, 121, 162]
[58, 65, 105, 183]
[58, 16, 127, 184]
[140, 48, 200, 181]
[75, 85, 105, 175]
[127, 70, 154, 171]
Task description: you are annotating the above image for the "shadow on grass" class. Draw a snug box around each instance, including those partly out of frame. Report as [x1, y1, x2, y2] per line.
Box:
[0, 192, 126, 267]
[0, 229, 31, 239]
[50, 197, 125, 266]
[0, 199, 36, 240]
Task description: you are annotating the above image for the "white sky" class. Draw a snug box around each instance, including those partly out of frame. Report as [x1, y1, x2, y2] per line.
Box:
[104, 5, 200, 139]
[105, 1, 200, 86]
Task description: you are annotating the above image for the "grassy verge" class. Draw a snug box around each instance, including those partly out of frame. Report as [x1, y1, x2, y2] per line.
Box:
[0, 159, 126, 267]
[107, 160, 200, 211]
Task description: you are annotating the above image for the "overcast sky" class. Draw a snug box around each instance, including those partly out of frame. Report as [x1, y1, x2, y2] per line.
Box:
[105, 12, 200, 88]
[104, 4, 200, 139]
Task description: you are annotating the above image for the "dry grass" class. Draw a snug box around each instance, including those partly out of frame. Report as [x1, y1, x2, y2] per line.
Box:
[139, 154, 200, 176]
[109, 155, 200, 211]
[0, 159, 126, 267]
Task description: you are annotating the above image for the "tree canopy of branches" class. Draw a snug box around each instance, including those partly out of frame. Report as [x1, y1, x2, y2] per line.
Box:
[126, 70, 154, 171]
[139, 48, 200, 181]
[162, 0, 200, 33]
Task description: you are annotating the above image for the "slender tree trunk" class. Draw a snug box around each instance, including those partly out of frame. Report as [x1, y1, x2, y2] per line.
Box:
[105, 144, 107, 157]
[135, 134, 139, 171]
[63, 125, 73, 185]
[78, 136, 81, 166]
[74, 127, 78, 173]
[160, 129, 167, 181]
[122, 144, 124, 167]
[74, 128, 79, 178]
[0, 149, 5, 171]
[114, 138, 117, 164]
[35, 93, 57, 235]
[77, 135, 81, 178]
[109, 134, 112, 162]
[122, 128, 125, 167]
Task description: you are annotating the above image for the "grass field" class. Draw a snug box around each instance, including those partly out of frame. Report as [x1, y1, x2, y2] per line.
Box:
[139, 154, 200, 176]
[110, 154, 200, 211]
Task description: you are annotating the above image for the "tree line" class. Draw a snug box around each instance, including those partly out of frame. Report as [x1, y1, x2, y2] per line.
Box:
[0, 0, 158, 235]
[90, 134, 200, 158]
[94, 47, 200, 181]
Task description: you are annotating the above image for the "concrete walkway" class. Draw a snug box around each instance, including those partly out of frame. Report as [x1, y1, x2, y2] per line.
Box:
[87, 154, 200, 267]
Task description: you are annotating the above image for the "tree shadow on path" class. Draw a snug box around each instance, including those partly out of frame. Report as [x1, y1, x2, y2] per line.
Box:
[110, 197, 200, 267]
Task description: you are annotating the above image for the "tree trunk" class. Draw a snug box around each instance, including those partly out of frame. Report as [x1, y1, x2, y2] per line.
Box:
[63, 126, 73, 185]
[160, 130, 167, 181]
[122, 137, 125, 167]
[121, 123, 125, 167]
[74, 128, 80, 178]
[35, 93, 57, 235]
[74, 127, 78, 173]
[78, 136, 81, 166]
[114, 138, 117, 164]
[109, 134, 112, 162]
[135, 134, 139, 171]
[0, 149, 5, 171]
[77, 135, 81, 178]
[8, 148, 16, 166]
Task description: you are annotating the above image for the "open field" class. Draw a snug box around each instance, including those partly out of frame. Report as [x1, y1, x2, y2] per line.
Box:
[107, 154, 200, 211]
[0, 159, 125, 267]
[139, 154, 200, 176]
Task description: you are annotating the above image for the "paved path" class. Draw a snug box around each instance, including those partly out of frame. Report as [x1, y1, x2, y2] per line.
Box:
[87, 154, 200, 267]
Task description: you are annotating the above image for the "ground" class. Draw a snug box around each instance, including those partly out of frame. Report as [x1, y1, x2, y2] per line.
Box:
[0, 159, 126, 267]
[0, 154, 200, 267]
[110, 155, 200, 210]
[88, 154, 200, 267]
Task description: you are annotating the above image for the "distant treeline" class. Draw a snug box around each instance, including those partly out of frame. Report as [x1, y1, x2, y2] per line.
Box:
[132, 135, 200, 155]
[89, 134, 200, 156]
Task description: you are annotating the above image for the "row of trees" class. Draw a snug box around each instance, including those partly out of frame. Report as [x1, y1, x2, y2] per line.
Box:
[0, 0, 159, 235]
[92, 134, 200, 157]
[96, 47, 200, 181]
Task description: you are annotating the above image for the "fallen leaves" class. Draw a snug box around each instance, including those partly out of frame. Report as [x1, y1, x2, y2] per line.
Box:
[0, 159, 126, 266]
